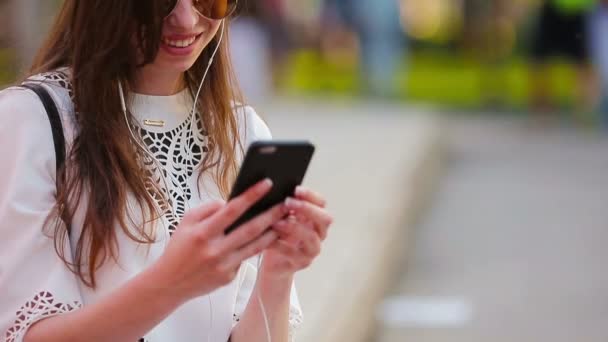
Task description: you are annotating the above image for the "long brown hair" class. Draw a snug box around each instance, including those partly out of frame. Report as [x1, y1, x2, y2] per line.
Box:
[28, 0, 243, 288]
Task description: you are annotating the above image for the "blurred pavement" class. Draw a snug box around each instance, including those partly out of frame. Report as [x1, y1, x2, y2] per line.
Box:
[375, 116, 608, 342]
[257, 100, 444, 342]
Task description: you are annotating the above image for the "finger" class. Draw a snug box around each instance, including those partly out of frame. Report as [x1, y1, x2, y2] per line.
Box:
[223, 230, 278, 269]
[309, 217, 328, 241]
[273, 238, 318, 271]
[295, 223, 322, 257]
[287, 214, 325, 239]
[273, 219, 320, 257]
[204, 179, 273, 235]
[183, 201, 224, 225]
[272, 219, 291, 235]
[271, 219, 301, 247]
[285, 198, 333, 235]
[285, 198, 332, 226]
[295, 186, 327, 208]
[219, 203, 287, 253]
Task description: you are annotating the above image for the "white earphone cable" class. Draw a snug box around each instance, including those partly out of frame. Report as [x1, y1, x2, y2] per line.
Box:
[257, 255, 272, 342]
[186, 20, 225, 172]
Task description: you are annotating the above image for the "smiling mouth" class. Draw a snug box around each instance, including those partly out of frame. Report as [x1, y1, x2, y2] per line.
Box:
[161, 34, 202, 48]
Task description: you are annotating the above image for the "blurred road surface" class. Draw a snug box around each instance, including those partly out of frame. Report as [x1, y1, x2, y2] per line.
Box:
[376, 116, 608, 342]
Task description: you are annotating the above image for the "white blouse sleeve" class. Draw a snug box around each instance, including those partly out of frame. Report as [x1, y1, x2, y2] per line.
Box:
[0, 88, 83, 342]
[232, 106, 304, 341]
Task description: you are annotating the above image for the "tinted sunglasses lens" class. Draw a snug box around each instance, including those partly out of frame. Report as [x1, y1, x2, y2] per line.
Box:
[194, 0, 238, 19]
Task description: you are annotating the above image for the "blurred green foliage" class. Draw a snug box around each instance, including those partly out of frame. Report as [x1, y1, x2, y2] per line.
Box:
[280, 50, 362, 98]
[0, 46, 578, 111]
[282, 48, 577, 111]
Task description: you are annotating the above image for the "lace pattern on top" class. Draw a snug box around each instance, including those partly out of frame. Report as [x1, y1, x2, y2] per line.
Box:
[40, 71, 74, 101]
[137, 113, 209, 234]
[4, 291, 82, 342]
[34, 71, 213, 236]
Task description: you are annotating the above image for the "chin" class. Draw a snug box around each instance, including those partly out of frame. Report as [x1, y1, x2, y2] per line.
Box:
[161, 52, 205, 72]
[153, 57, 196, 74]
[172, 61, 197, 73]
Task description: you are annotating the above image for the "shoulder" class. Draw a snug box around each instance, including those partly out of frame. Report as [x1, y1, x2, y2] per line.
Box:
[0, 69, 74, 136]
[0, 86, 57, 182]
[0, 86, 52, 137]
[233, 104, 272, 146]
[25, 69, 76, 116]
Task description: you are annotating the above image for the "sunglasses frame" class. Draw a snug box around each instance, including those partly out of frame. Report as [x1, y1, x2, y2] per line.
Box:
[164, 0, 239, 20]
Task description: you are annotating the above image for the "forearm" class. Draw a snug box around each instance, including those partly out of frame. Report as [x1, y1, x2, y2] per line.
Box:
[24, 263, 185, 342]
[231, 272, 293, 342]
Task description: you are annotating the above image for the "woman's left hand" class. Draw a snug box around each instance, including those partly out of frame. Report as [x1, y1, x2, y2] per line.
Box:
[259, 186, 333, 280]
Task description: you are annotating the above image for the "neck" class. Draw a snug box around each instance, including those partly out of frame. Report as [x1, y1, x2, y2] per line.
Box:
[132, 66, 186, 96]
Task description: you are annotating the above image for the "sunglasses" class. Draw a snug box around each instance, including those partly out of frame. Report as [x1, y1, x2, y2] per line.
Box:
[163, 0, 238, 20]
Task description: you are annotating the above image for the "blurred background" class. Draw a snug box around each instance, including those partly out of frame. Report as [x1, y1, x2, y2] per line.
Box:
[5, 0, 608, 121]
[4, 0, 608, 121]
[2, 0, 608, 341]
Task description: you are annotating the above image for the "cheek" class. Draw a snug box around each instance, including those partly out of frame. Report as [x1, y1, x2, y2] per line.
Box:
[205, 25, 222, 47]
[195, 27, 222, 56]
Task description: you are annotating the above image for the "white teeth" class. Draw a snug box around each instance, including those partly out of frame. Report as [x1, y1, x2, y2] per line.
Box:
[163, 36, 197, 48]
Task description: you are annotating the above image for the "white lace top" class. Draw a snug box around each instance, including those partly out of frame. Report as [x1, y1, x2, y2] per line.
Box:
[0, 71, 303, 342]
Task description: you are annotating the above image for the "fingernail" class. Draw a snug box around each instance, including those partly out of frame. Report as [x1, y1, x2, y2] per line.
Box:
[295, 186, 304, 195]
[263, 178, 273, 187]
[285, 197, 299, 208]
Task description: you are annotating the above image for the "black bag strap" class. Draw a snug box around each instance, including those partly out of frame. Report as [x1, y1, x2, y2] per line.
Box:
[21, 83, 66, 174]
[20, 83, 71, 235]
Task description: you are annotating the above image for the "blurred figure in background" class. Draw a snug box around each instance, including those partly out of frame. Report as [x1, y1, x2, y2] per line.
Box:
[463, 0, 517, 109]
[321, 0, 406, 98]
[588, 0, 608, 129]
[230, 0, 290, 102]
[529, 0, 596, 118]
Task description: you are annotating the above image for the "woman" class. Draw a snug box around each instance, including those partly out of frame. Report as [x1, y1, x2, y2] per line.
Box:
[0, 0, 332, 341]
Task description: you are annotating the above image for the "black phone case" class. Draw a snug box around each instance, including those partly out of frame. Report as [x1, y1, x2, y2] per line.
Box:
[225, 140, 315, 234]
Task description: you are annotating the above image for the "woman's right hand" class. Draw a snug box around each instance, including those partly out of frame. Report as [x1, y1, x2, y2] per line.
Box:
[21, 180, 283, 342]
[151, 179, 286, 302]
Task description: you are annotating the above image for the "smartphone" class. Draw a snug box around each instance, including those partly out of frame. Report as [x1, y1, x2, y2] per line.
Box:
[224, 140, 315, 234]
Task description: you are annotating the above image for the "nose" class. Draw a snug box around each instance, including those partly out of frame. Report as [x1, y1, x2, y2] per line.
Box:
[166, 0, 200, 30]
